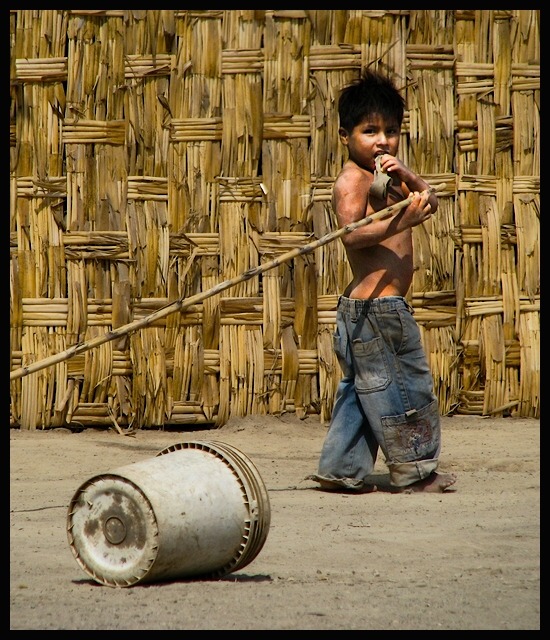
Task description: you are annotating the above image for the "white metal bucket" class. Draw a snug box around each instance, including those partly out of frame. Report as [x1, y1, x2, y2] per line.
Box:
[66, 440, 271, 587]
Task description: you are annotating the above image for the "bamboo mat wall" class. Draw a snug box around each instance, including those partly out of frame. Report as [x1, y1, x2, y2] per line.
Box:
[9, 10, 539, 429]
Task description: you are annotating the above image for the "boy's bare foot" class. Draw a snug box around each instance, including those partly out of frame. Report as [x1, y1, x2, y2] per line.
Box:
[317, 479, 378, 494]
[305, 475, 378, 493]
[396, 471, 457, 494]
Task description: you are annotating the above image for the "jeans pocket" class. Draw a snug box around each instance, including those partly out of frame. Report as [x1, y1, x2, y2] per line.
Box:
[381, 399, 441, 463]
[351, 336, 391, 393]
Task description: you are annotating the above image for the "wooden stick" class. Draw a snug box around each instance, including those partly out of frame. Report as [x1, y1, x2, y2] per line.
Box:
[10, 184, 446, 380]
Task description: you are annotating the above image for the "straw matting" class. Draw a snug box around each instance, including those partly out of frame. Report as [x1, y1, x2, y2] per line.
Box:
[10, 10, 539, 429]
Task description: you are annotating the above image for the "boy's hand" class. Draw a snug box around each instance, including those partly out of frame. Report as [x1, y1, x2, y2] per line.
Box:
[402, 190, 433, 227]
[377, 153, 410, 181]
[378, 154, 438, 214]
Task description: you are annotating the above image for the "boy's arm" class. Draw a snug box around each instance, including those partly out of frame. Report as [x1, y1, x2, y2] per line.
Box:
[333, 169, 434, 250]
[377, 154, 438, 213]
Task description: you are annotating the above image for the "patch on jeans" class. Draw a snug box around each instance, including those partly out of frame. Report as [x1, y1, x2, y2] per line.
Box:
[381, 401, 440, 463]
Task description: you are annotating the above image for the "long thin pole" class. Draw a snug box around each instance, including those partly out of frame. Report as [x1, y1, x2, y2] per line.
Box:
[10, 184, 445, 380]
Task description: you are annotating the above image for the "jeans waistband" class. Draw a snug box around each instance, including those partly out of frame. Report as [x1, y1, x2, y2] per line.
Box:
[337, 295, 413, 317]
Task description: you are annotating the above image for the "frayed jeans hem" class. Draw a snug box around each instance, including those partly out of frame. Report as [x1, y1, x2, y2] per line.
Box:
[388, 458, 438, 487]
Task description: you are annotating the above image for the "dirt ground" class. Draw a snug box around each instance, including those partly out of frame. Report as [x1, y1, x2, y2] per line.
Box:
[10, 413, 539, 630]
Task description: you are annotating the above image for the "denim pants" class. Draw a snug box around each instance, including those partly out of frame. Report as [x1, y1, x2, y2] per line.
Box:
[316, 295, 441, 489]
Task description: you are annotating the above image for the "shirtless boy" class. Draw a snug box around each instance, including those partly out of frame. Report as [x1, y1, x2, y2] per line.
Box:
[310, 69, 457, 493]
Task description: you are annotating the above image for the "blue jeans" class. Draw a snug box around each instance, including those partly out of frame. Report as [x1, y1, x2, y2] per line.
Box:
[315, 296, 441, 489]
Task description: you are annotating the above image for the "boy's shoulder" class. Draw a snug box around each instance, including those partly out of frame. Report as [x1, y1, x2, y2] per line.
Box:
[335, 160, 374, 187]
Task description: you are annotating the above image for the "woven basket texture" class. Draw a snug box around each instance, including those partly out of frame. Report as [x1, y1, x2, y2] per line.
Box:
[9, 10, 539, 429]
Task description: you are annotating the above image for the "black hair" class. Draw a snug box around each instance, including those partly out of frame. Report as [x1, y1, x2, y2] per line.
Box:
[338, 68, 405, 133]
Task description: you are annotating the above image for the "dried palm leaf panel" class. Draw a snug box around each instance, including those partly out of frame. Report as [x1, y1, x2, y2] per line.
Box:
[63, 12, 129, 429]
[121, 13, 180, 427]
[13, 193, 68, 431]
[316, 295, 339, 424]
[510, 11, 540, 418]
[361, 9, 409, 100]
[20, 299, 70, 425]
[10, 231, 22, 426]
[258, 11, 311, 419]
[405, 13, 459, 416]
[11, 10, 69, 429]
[169, 233, 219, 422]
[217, 181, 263, 424]
[455, 11, 505, 415]
[218, 298, 267, 424]
[218, 11, 265, 397]
[262, 233, 319, 418]
[518, 311, 539, 418]
[167, 11, 224, 425]
[217, 17, 265, 421]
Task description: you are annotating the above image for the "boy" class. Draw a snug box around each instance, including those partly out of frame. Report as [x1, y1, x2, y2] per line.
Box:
[310, 69, 456, 493]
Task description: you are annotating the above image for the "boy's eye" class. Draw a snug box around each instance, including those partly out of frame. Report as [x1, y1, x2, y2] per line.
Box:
[361, 127, 399, 136]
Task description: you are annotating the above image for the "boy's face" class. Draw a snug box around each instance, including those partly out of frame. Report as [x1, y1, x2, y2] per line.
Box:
[339, 112, 401, 172]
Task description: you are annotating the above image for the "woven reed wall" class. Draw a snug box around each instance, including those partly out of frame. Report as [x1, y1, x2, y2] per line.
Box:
[9, 10, 540, 430]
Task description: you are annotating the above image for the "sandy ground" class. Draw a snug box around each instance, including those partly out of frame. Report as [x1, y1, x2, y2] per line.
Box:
[10, 413, 539, 630]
